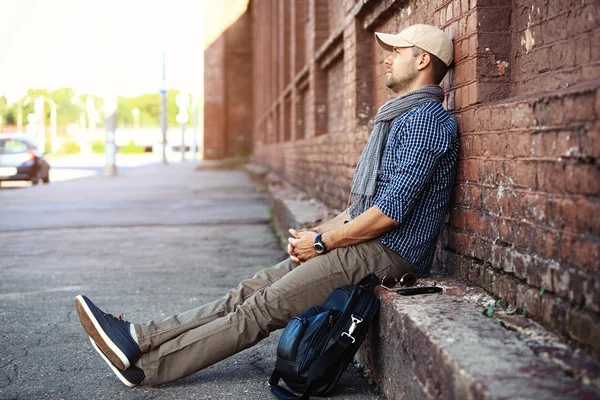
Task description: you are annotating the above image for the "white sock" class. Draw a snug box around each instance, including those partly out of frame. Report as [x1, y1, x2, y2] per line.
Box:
[130, 324, 139, 345]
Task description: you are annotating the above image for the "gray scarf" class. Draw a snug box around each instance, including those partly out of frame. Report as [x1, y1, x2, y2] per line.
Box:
[347, 84, 445, 219]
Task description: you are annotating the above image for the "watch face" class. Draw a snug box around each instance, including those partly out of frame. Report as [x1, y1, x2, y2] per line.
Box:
[314, 242, 325, 254]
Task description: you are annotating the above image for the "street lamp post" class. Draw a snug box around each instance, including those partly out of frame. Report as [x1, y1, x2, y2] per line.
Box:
[72, 95, 87, 153]
[192, 94, 199, 160]
[47, 98, 57, 153]
[104, 94, 118, 177]
[132, 107, 140, 130]
[19, 95, 57, 152]
[176, 91, 190, 162]
[160, 50, 168, 165]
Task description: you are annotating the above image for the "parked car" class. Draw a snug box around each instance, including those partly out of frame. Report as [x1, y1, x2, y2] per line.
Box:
[0, 134, 50, 185]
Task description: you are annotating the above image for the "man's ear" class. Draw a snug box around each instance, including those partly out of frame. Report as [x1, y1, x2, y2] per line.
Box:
[416, 52, 431, 71]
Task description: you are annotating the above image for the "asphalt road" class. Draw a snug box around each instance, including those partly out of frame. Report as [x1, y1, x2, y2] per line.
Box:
[0, 159, 382, 399]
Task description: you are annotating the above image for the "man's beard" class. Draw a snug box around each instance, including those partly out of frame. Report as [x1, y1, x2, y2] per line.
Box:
[386, 69, 417, 94]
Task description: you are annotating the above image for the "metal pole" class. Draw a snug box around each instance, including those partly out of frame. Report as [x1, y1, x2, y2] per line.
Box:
[104, 94, 117, 177]
[79, 111, 86, 152]
[192, 95, 198, 160]
[47, 99, 57, 153]
[160, 51, 168, 165]
[17, 103, 22, 134]
[38, 99, 45, 152]
[180, 123, 185, 161]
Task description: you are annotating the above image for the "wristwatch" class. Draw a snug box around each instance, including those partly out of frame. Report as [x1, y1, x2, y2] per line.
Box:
[314, 233, 328, 254]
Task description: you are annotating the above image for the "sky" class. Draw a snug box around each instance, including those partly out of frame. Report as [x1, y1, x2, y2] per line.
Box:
[0, 0, 206, 102]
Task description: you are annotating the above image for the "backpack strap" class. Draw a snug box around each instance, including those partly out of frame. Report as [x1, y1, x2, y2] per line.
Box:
[269, 328, 356, 399]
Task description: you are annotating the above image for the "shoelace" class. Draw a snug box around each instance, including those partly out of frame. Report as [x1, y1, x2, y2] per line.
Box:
[105, 311, 128, 323]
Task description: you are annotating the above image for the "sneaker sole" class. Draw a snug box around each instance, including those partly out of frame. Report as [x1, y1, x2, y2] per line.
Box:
[89, 338, 142, 387]
[75, 295, 130, 370]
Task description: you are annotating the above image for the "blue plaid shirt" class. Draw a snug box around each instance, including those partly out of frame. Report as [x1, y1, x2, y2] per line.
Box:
[373, 101, 458, 275]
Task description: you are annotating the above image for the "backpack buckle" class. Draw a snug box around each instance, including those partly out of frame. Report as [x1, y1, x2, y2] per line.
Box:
[341, 315, 363, 343]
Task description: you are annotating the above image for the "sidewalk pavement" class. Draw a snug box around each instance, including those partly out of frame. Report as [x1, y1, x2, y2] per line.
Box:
[0, 161, 382, 399]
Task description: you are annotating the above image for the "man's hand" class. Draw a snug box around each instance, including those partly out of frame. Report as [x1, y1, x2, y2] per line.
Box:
[287, 228, 319, 263]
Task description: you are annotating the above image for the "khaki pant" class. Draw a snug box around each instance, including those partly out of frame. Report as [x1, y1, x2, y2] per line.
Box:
[135, 239, 413, 386]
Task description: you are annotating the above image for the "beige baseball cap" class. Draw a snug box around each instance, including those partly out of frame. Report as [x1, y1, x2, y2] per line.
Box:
[375, 24, 453, 66]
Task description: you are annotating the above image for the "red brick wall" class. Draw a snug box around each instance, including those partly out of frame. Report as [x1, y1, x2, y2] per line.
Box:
[511, 0, 600, 96]
[239, 0, 600, 354]
[203, 11, 253, 160]
[204, 36, 226, 160]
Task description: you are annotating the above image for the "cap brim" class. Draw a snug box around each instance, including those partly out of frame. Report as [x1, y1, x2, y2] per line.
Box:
[374, 32, 413, 52]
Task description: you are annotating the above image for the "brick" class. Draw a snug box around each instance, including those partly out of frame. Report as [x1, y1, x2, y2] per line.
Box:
[517, 283, 542, 318]
[592, 29, 600, 62]
[565, 164, 600, 195]
[498, 218, 514, 243]
[560, 197, 579, 231]
[563, 93, 596, 123]
[461, 0, 470, 17]
[469, 34, 477, 56]
[468, 82, 478, 104]
[491, 106, 511, 131]
[541, 294, 570, 332]
[495, 273, 518, 305]
[575, 197, 600, 235]
[568, 309, 600, 354]
[449, 231, 473, 253]
[510, 103, 534, 128]
[571, 237, 600, 272]
[552, 266, 584, 304]
[447, 2, 454, 20]
[506, 161, 537, 189]
[534, 98, 565, 127]
[520, 193, 547, 224]
[575, 33, 592, 66]
[458, 158, 480, 181]
[467, 11, 477, 33]
[537, 162, 568, 194]
[556, 231, 576, 265]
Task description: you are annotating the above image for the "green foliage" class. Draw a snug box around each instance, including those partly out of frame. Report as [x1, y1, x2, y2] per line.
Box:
[92, 141, 105, 154]
[119, 141, 146, 154]
[539, 288, 545, 295]
[1, 87, 200, 128]
[481, 303, 495, 318]
[57, 140, 81, 154]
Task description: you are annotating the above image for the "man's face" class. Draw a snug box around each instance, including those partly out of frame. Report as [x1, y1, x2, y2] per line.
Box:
[384, 46, 418, 94]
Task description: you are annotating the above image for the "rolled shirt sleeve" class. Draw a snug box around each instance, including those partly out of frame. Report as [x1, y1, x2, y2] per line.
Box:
[375, 111, 451, 224]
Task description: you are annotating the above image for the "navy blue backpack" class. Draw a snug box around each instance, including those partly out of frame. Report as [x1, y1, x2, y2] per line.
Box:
[269, 273, 380, 399]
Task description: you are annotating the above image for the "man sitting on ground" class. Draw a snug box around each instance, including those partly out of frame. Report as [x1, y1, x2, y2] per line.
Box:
[75, 24, 458, 387]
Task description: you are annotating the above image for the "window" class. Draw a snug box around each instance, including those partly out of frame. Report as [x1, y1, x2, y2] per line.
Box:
[0, 139, 29, 154]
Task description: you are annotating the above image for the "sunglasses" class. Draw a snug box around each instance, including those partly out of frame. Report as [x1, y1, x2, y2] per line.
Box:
[380, 273, 417, 289]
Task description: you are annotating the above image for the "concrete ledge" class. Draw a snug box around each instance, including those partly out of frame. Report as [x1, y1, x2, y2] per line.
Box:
[359, 278, 600, 399]
[262, 171, 337, 246]
[261, 169, 600, 400]
[195, 156, 248, 171]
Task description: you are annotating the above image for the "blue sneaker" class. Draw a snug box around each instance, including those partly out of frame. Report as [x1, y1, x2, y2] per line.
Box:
[75, 295, 141, 370]
[89, 338, 144, 387]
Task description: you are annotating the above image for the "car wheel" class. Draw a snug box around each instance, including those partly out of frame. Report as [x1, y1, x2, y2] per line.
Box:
[32, 170, 42, 185]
